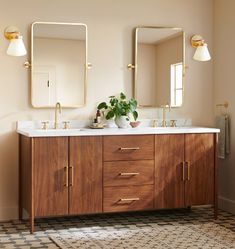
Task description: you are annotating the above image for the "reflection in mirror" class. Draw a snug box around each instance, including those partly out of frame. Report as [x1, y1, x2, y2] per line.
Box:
[135, 27, 185, 108]
[31, 22, 87, 108]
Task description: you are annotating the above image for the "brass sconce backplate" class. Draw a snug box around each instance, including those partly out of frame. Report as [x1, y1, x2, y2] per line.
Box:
[4, 26, 20, 40]
[191, 35, 204, 48]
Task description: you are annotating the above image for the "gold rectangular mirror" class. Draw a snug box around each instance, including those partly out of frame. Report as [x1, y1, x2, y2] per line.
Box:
[31, 22, 87, 108]
[134, 27, 185, 108]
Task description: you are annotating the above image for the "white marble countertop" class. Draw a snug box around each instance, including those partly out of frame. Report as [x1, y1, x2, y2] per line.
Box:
[17, 125, 220, 137]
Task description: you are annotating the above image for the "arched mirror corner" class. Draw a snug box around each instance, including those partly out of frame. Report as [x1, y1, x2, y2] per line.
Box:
[31, 21, 88, 108]
[134, 26, 185, 108]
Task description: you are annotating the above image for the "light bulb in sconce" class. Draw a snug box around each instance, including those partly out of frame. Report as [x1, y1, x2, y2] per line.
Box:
[4, 26, 27, 56]
[191, 35, 211, 62]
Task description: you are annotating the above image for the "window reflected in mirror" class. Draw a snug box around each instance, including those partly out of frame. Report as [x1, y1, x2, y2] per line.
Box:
[135, 27, 185, 108]
[31, 22, 87, 108]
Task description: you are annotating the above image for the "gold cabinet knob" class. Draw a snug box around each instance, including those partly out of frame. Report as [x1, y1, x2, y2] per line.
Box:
[63, 121, 70, 129]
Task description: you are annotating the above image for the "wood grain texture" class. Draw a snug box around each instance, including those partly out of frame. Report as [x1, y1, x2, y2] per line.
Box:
[155, 134, 185, 209]
[69, 136, 103, 215]
[34, 137, 69, 217]
[185, 133, 214, 206]
[19, 135, 32, 218]
[103, 185, 153, 212]
[103, 160, 154, 187]
[103, 135, 154, 161]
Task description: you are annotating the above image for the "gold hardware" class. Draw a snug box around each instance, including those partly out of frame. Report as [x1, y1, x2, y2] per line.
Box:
[160, 104, 171, 127]
[170, 120, 177, 127]
[182, 161, 185, 181]
[119, 147, 140, 151]
[86, 63, 92, 69]
[64, 166, 69, 187]
[119, 198, 140, 202]
[187, 161, 190, 181]
[24, 61, 31, 69]
[127, 64, 135, 70]
[54, 102, 62, 129]
[119, 172, 140, 176]
[190, 35, 205, 48]
[63, 121, 70, 130]
[216, 101, 229, 108]
[4, 26, 20, 40]
[69, 166, 74, 186]
[152, 120, 158, 127]
[41, 121, 49, 130]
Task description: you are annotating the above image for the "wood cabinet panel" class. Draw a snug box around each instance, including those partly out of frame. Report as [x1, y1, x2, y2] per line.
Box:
[103, 135, 154, 161]
[185, 134, 214, 206]
[69, 136, 103, 214]
[155, 134, 185, 209]
[103, 185, 153, 212]
[34, 137, 68, 217]
[103, 160, 154, 187]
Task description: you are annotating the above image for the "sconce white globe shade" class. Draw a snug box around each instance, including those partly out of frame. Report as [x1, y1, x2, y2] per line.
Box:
[193, 43, 211, 61]
[7, 36, 27, 56]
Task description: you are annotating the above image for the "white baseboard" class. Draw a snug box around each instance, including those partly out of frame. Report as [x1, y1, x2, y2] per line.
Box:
[218, 196, 235, 214]
[0, 206, 18, 221]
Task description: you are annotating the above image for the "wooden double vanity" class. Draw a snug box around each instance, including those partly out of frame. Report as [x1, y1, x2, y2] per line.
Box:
[18, 126, 219, 233]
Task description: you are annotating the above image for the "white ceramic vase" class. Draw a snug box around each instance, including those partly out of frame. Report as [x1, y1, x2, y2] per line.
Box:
[115, 116, 129, 128]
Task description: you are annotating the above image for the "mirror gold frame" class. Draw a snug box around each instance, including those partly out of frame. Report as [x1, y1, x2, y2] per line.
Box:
[31, 21, 88, 108]
[134, 26, 186, 108]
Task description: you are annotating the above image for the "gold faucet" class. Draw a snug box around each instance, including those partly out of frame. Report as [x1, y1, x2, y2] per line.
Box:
[54, 102, 62, 129]
[161, 103, 171, 127]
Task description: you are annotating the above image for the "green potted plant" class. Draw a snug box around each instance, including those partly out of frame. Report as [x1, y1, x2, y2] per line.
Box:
[97, 92, 139, 128]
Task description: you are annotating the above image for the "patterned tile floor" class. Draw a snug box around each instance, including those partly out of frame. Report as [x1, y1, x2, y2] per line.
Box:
[0, 207, 235, 248]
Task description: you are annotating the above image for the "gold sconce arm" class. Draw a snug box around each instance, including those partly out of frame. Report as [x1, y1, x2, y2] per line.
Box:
[127, 64, 135, 70]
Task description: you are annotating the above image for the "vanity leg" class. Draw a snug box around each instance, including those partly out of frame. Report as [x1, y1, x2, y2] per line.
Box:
[19, 135, 22, 220]
[30, 215, 34, 234]
[214, 133, 218, 220]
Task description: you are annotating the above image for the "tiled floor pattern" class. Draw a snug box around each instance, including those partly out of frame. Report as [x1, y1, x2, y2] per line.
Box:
[0, 208, 235, 248]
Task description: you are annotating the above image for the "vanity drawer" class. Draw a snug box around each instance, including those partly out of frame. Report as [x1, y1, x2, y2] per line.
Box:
[103, 185, 153, 212]
[103, 160, 154, 187]
[103, 135, 154, 161]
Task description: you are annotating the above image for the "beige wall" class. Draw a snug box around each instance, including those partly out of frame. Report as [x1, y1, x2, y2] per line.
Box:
[214, 0, 235, 213]
[0, 0, 214, 220]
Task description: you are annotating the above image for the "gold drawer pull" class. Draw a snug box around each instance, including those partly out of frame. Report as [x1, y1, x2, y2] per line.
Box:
[182, 161, 185, 181]
[119, 198, 140, 202]
[69, 166, 74, 186]
[187, 161, 191, 181]
[119, 147, 140, 151]
[64, 166, 69, 187]
[119, 172, 140, 176]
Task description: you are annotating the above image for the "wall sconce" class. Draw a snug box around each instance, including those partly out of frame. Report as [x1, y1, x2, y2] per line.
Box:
[190, 35, 211, 61]
[4, 26, 27, 56]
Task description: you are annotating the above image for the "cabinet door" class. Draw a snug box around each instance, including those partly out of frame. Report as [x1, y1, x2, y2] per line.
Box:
[34, 137, 69, 217]
[155, 134, 185, 209]
[185, 134, 214, 206]
[69, 136, 103, 214]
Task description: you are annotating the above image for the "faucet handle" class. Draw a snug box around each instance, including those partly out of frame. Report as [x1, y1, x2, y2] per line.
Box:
[170, 120, 177, 127]
[63, 121, 70, 130]
[152, 120, 158, 127]
[41, 121, 49, 130]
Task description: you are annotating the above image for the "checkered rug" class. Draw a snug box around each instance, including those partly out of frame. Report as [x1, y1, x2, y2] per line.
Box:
[50, 222, 235, 249]
[1, 208, 235, 248]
